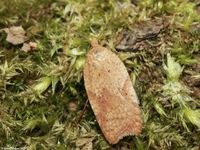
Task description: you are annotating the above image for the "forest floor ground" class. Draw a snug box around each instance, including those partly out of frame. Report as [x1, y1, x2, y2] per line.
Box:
[0, 0, 200, 149]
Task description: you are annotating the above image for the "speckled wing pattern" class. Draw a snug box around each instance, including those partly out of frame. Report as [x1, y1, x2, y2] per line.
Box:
[83, 41, 142, 144]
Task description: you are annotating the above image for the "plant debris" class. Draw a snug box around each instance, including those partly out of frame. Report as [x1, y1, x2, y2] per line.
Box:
[21, 42, 37, 52]
[116, 18, 164, 51]
[0, 0, 199, 149]
[3, 26, 27, 45]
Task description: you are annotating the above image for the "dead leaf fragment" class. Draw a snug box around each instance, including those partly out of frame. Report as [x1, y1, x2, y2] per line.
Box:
[29, 42, 37, 49]
[4, 26, 27, 45]
[21, 42, 37, 52]
[76, 137, 93, 150]
[116, 18, 164, 51]
[21, 43, 31, 52]
[84, 39, 142, 144]
[81, 141, 93, 150]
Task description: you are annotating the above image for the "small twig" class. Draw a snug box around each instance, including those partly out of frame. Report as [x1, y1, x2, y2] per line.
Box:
[77, 99, 89, 124]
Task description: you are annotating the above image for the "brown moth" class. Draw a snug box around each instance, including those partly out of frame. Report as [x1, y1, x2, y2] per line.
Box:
[83, 39, 142, 144]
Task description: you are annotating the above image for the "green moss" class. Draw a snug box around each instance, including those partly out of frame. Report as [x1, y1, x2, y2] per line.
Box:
[0, 0, 200, 149]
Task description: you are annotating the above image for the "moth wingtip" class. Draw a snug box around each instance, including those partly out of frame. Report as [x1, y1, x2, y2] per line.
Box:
[108, 126, 143, 145]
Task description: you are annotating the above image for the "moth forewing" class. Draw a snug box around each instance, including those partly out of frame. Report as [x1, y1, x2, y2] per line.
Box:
[84, 40, 142, 144]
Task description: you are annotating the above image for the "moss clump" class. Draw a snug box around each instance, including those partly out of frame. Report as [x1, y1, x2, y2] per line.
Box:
[0, 0, 200, 149]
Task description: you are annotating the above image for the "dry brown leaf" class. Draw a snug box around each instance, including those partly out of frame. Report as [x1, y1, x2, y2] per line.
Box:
[4, 26, 27, 45]
[21, 42, 37, 52]
[116, 18, 164, 51]
[84, 39, 142, 144]
[29, 42, 37, 49]
[21, 43, 31, 52]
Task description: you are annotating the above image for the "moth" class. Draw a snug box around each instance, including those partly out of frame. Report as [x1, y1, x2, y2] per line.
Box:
[83, 39, 142, 144]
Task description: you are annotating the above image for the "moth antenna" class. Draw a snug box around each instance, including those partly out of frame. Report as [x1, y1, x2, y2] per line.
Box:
[90, 38, 99, 48]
